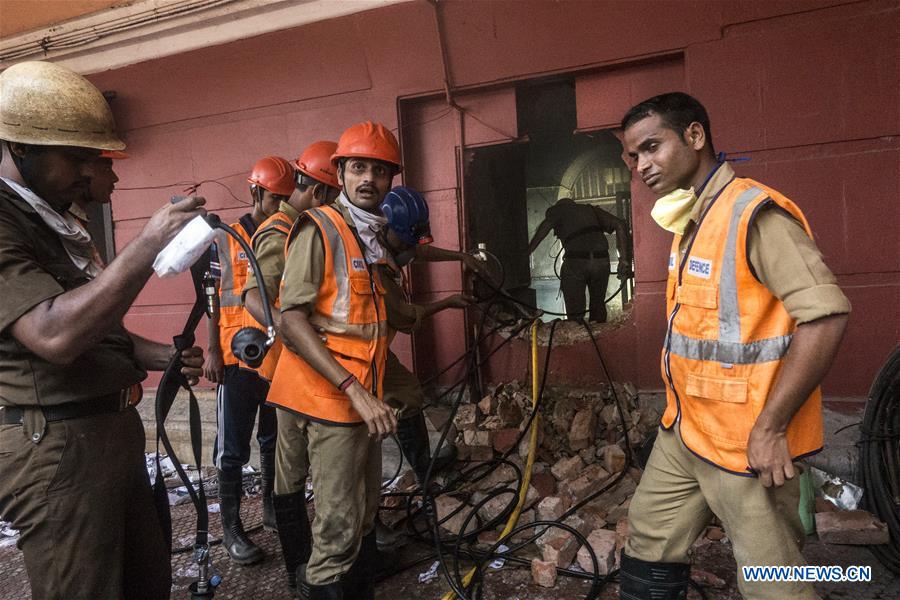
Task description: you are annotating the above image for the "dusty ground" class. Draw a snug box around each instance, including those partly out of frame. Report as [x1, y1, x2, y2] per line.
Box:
[1, 493, 896, 599]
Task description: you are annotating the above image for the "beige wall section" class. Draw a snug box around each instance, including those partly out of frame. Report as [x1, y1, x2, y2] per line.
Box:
[0, 0, 409, 74]
[0, 0, 125, 37]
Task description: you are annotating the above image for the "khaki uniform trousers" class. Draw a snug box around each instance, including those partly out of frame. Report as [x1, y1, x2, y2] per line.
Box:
[0, 408, 171, 600]
[626, 426, 818, 600]
[383, 350, 426, 418]
[273, 409, 382, 585]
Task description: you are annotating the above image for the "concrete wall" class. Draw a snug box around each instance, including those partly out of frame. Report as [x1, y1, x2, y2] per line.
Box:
[87, 0, 900, 397]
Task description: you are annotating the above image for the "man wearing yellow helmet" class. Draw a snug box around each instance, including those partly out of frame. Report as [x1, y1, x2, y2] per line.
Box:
[0, 61, 206, 598]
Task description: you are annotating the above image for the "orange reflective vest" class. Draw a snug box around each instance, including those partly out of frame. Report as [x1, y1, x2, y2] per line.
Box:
[267, 205, 388, 424]
[215, 219, 256, 366]
[243, 211, 294, 380]
[661, 177, 823, 474]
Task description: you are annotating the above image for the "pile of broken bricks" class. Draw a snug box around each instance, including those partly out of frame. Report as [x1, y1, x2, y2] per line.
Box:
[444, 381, 658, 587]
[380, 380, 893, 592]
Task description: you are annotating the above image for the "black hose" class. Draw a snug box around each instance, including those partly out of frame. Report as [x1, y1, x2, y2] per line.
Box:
[859, 344, 900, 574]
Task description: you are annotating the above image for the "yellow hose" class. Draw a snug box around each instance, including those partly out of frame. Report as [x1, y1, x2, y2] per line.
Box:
[441, 319, 541, 599]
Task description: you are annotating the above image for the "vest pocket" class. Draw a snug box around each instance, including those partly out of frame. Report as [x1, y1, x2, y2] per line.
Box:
[685, 373, 755, 447]
[676, 283, 718, 309]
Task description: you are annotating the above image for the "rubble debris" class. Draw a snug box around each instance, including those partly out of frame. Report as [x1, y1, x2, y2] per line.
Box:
[705, 525, 726, 541]
[536, 516, 591, 568]
[551, 455, 584, 481]
[815, 509, 890, 545]
[692, 569, 726, 588]
[531, 558, 558, 587]
[809, 466, 863, 511]
[418, 560, 440, 583]
[382, 380, 661, 592]
[815, 497, 839, 513]
[576, 528, 617, 574]
[536, 496, 568, 522]
[0, 521, 19, 549]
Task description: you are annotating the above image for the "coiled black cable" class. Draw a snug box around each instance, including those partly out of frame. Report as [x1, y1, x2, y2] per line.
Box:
[859, 344, 900, 574]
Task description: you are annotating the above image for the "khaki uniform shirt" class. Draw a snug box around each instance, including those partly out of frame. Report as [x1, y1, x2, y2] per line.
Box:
[679, 163, 850, 324]
[376, 262, 423, 335]
[243, 201, 300, 302]
[0, 181, 145, 407]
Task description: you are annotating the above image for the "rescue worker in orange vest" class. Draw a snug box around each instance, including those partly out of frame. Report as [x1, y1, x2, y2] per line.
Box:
[267, 121, 398, 599]
[241, 140, 340, 592]
[203, 155, 292, 564]
[620, 93, 850, 600]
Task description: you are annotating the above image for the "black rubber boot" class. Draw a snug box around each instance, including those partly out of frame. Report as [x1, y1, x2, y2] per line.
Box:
[341, 531, 376, 600]
[273, 490, 313, 592]
[218, 468, 265, 565]
[298, 565, 343, 600]
[619, 553, 689, 600]
[396, 412, 456, 485]
[261, 453, 277, 532]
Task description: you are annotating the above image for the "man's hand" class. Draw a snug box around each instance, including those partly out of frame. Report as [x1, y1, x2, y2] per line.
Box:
[180, 346, 205, 387]
[345, 380, 396, 439]
[139, 196, 207, 250]
[616, 259, 633, 280]
[747, 420, 795, 488]
[203, 346, 224, 384]
[462, 253, 488, 277]
[445, 293, 476, 309]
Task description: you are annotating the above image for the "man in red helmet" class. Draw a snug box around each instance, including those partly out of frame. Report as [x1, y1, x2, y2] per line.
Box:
[240, 141, 341, 592]
[267, 122, 399, 599]
[203, 155, 292, 565]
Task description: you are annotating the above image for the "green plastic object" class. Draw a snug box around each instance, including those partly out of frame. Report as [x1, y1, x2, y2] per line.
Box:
[799, 467, 816, 535]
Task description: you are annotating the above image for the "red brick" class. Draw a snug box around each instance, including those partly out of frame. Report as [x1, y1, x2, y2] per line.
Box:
[531, 558, 557, 588]
[576, 528, 617, 575]
[551, 455, 584, 481]
[530, 471, 556, 499]
[568, 409, 596, 451]
[493, 428, 520, 454]
[815, 510, 890, 545]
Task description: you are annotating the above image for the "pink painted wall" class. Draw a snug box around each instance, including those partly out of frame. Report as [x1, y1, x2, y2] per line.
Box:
[88, 0, 899, 396]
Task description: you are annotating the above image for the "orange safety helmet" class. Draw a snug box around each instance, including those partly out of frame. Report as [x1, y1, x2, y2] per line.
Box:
[331, 121, 402, 173]
[247, 155, 295, 196]
[293, 141, 339, 188]
[100, 150, 129, 159]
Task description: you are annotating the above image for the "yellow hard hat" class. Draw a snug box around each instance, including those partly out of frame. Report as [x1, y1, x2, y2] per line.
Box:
[0, 61, 124, 151]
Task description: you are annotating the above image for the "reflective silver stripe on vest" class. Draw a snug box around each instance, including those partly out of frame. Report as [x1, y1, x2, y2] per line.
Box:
[308, 313, 386, 341]
[310, 207, 351, 322]
[718, 187, 765, 343]
[669, 331, 792, 364]
[217, 233, 243, 308]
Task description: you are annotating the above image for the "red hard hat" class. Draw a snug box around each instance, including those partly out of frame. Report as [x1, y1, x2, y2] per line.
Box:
[294, 141, 339, 188]
[247, 155, 295, 196]
[331, 121, 402, 172]
[100, 150, 129, 159]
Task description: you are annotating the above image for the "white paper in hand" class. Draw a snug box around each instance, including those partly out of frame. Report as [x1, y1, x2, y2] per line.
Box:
[152, 216, 216, 278]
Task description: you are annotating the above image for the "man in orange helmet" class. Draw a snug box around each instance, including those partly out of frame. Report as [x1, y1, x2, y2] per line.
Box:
[203, 155, 292, 565]
[267, 122, 399, 599]
[240, 141, 340, 592]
